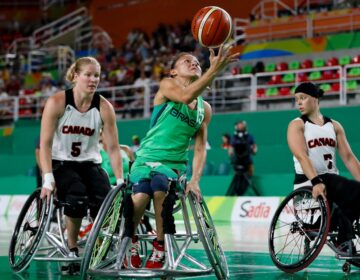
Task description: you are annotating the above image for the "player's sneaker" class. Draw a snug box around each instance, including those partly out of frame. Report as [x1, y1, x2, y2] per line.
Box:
[145, 239, 165, 269]
[61, 248, 80, 275]
[79, 223, 93, 239]
[123, 236, 142, 268]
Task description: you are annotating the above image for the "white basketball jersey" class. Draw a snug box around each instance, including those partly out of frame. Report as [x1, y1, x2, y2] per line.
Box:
[294, 115, 338, 175]
[52, 89, 103, 163]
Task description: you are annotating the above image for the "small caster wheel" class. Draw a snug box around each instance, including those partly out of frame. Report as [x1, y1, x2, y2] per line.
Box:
[343, 262, 351, 273]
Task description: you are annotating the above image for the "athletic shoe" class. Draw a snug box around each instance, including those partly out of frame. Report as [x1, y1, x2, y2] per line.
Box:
[79, 223, 93, 238]
[61, 248, 80, 275]
[123, 236, 142, 268]
[145, 239, 165, 269]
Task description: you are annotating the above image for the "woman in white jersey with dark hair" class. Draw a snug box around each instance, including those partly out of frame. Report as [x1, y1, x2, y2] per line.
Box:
[39, 57, 124, 261]
[288, 82, 360, 251]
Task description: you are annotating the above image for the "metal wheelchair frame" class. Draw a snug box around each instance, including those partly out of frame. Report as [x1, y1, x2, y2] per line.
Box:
[8, 188, 93, 274]
[80, 176, 229, 279]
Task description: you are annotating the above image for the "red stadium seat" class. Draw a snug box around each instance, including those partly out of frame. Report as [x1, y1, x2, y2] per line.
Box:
[331, 83, 340, 92]
[352, 55, 360, 64]
[19, 109, 33, 116]
[301, 59, 313, 69]
[279, 87, 291, 96]
[326, 57, 338, 66]
[256, 88, 265, 97]
[267, 75, 282, 84]
[19, 98, 29, 105]
[276, 62, 288, 71]
[297, 72, 308, 82]
[321, 71, 334, 80]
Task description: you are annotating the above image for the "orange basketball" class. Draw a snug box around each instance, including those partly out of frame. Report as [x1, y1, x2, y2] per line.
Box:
[191, 6, 233, 48]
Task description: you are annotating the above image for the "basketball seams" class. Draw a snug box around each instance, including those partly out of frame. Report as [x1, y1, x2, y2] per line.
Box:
[198, 6, 217, 47]
[209, 10, 224, 48]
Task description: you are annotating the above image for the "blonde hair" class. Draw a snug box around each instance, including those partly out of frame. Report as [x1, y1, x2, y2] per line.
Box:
[65, 56, 101, 83]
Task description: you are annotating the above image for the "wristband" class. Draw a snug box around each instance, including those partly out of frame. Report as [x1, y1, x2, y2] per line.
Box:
[116, 178, 125, 186]
[42, 173, 55, 191]
[311, 175, 323, 186]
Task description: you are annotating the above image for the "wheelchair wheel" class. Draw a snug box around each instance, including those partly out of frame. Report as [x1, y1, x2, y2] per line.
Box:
[268, 187, 330, 273]
[9, 189, 53, 273]
[189, 192, 229, 280]
[80, 186, 124, 279]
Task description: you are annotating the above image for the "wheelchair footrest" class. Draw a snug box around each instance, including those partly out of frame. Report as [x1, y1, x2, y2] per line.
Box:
[87, 267, 213, 278]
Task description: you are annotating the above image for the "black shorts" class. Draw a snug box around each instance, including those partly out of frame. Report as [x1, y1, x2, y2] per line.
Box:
[53, 160, 111, 218]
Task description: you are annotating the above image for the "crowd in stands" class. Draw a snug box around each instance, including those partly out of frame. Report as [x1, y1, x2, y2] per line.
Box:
[1, 2, 360, 119]
[0, 20, 210, 100]
[95, 21, 209, 88]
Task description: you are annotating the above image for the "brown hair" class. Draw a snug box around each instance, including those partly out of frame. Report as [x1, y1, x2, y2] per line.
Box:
[169, 52, 193, 70]
[65, 56, 101, 83]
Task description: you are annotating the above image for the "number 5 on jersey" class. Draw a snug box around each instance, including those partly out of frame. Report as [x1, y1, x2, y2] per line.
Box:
[71, 142, 82, 157]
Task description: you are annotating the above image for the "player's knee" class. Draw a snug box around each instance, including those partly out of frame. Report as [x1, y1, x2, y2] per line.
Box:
[132, 179, 152, 196]
[150, 174, 169, 193]
[64, 194, 89, 218]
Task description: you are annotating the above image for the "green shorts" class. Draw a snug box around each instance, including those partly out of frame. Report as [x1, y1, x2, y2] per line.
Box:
[129, 157, 187, 185]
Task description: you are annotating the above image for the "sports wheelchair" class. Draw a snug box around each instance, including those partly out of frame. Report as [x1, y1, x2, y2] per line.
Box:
[268, 186, 360, 274]
[80, 175, 229, 279]
[8, 188, 93, 274]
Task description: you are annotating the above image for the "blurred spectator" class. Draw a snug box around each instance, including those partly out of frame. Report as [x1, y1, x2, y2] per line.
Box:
[39, 74, 58, 97]
[131, 135, 141, 153]
[6, 75, 21, 96]
[221, 133, 231, 150]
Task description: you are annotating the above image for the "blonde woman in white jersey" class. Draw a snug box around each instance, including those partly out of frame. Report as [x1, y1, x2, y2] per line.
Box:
[288, 82, 360, 251]
[39, 57, 124, 264]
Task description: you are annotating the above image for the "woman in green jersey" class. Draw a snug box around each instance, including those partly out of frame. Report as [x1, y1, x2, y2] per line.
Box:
[127, 45, 239, 269]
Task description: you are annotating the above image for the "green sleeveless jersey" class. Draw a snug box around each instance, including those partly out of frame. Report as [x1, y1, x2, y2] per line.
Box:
[136, 97, 205, 165]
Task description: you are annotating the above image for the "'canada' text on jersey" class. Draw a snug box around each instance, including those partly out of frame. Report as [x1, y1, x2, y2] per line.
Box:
[62, 125, 95, 136]
[308, 137, 336, 148]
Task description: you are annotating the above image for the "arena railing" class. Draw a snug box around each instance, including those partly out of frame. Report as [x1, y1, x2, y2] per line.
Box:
[32, 7, 89, 47]
[1, 65, 359, 122]
[234, 8, 360, 43]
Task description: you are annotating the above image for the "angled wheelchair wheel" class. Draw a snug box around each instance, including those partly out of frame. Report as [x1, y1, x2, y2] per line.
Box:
[9, 189, 53, 273]
[268, 187, 330, 273]
[80, 186, 124, 279]
[189, 192, 229, 280]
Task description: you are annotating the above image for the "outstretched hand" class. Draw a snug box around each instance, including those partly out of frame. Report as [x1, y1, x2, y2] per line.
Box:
[208, 41, 241, 74]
